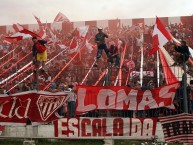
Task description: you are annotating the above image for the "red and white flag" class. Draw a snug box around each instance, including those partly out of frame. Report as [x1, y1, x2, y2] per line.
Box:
[159, 113, 193, 144]
[85, 39, 95, 53]
[46, 26, 58, 45]
[5, 29, 39, 42]
[33, 15, 44, 30]
[33, 15, 47, 39]
[38, 29, 47, 39]
[149, 17, 172, 55]
[76, 26, 89, 39]
[12, 23, 24, 32]
[54, 12, 70, 23]
[69, 37, 78, 54]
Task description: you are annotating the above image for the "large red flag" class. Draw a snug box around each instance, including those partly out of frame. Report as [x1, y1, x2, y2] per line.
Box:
[149, 17, 172, 55]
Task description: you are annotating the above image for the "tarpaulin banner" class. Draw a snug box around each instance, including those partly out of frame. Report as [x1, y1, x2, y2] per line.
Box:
[76, 82, 179, 114]
[0, 91, 70, 126]
[54, 117, 157, 138]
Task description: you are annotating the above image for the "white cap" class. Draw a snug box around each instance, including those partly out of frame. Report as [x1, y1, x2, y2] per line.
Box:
[98, 26, 103, 30]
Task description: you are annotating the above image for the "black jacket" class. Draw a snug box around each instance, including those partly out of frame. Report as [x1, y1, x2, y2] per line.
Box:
[175, 45, 190, 61]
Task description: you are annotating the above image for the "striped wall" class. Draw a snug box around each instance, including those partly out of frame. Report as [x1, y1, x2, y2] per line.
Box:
[2, 15, 193, 34]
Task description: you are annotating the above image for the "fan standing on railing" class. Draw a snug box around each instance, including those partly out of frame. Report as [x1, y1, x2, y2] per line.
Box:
[94, 27, 112, 67]
[32, 36, 47, 70]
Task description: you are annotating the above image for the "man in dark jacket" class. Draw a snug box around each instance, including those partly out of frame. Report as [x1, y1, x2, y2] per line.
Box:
[94, 27, 112, 67]
[174, 40, 190, 64]
[109, 44, 120, 68]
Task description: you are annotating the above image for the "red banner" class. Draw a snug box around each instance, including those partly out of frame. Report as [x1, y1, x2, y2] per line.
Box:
[159, 113, 193, 144]
[54, 117, 157, 138]
[0, 91, 69, 125]
[76, 83, 179, 114]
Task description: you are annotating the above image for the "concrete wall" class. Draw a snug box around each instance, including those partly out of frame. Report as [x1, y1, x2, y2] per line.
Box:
[1, 122, 165, 141]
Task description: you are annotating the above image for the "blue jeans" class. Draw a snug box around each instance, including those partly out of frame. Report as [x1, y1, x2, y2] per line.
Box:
[96, 44, 111, 61]
[68, 101, 76, 117]
[110, 54, 120, 66]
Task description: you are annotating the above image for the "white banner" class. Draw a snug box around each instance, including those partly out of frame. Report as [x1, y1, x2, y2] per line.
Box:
[130, 71, 154, 78]
[55, 117, 157, 138]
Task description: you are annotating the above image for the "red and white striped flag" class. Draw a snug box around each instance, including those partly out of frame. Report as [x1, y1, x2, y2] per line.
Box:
[33, 15, 44, 30]
[74, 26, 89, 39]
[5, 29, 39, 42]
[69, 37, 78, 54]
[33, 15, 47, 39]
[54, 12, 70, 23]
[149, 17, 173, 55]
[159, 113, 193, 144]
[38, 29, 47, 39]
[46, 26, 58, 45]
[85, 39, 95, 53]
[12, 23, 24, 32]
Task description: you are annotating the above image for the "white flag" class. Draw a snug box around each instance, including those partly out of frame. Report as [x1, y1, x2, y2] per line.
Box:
[85, 40, 94, 53]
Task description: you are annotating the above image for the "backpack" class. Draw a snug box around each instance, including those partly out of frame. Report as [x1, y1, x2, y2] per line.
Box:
[36, 42, 46, 53]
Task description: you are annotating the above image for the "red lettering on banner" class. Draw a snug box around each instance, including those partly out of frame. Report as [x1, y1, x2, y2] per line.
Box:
[56, 118, 157, 138]
[61, 118, 68, 137]
[142, 119, 154, 136]
[81, 118, 91, 136]
[131, 118, 142, 136]
[102, 118, 112, 136]
[92, 119, 102, 136]
[68, 118, 78, 137]
[60, 118, 79, 137]
[113, 118, 123, 136]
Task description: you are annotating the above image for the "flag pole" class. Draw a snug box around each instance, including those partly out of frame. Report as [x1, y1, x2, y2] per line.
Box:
[157, 51, 160, 87]
[182, 55, 188, 113]
[139, 33, 144, 86]
[140, 46, 143, 86]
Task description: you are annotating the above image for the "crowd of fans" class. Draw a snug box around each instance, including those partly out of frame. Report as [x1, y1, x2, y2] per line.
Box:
[0, 20, 193, 118]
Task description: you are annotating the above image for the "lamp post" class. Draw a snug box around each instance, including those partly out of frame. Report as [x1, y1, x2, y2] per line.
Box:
[106, 63, 111, 117]
[182, 54, 188, 113]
